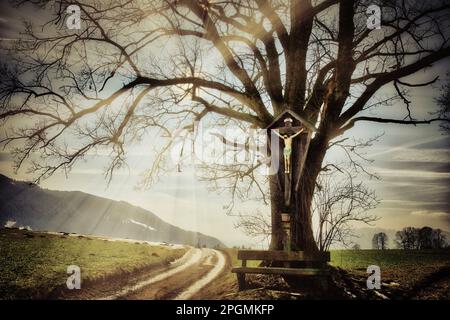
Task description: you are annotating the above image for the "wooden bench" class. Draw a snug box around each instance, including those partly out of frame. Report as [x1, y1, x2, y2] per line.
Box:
[231, 250, 330, 290]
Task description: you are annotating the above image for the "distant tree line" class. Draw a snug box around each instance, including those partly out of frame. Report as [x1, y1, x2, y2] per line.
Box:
[371, 227, 447, 250]
[395, 227, 446, 250]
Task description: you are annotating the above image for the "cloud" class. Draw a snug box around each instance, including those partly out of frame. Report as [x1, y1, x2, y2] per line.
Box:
[0, 152, 12, 161]
[363, 132, 450, 227]
[409, 210, 450, 226]
[390, 149, 450, 163]
[372, 161, 450, 173]
[411, 210, 449, 218]
[373, 168, 450, 179]
[367, 135, 448, 158]
[412, 137, 450, 150]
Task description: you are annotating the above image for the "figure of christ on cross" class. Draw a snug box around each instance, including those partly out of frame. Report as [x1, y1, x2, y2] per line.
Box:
[272, 118, 304, 174]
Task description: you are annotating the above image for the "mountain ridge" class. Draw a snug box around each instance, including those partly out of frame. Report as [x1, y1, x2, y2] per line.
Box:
[0, 174, 224, 248]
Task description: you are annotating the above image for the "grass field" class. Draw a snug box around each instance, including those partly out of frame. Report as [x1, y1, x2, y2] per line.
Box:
[0, 228, 187, 299]
[227, 248, 450, 270]
[330, 249, 450, 270]
[330, 249, 450, 294]
[226, 248, 261, 267]
[1, 230, 449, 300]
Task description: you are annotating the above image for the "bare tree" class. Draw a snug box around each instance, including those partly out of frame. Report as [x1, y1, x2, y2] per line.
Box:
[418, 226, 434, 249]
[314, 168, 379, 251]
[372, 232, 388, 249]
[234, 209, 272, 247]
[395, 226, 447, 249]
[233, 164, 379, 250]
[432, 229, 447, 249]
[436, 74, 450, 132]
[395, 227, 420, 249]
[1, 0, 450, 253]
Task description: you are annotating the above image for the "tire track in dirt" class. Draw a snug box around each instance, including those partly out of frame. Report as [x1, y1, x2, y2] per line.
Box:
[124, 253, 213, 299]
[174, 249, 226, 300]
[101, 248, 227, 300]
[101, 247, 202, 300]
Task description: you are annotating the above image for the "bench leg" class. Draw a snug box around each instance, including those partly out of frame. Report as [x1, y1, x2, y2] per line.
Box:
[236, 273, 246, 291]
[318, 276, 329, 292]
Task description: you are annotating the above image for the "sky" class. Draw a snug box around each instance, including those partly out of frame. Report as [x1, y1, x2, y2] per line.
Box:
[0, 1, 449, 248]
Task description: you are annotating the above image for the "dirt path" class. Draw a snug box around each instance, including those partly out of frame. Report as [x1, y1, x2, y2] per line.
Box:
[103, 248, 227, 300]
[175, 248, 226, 300]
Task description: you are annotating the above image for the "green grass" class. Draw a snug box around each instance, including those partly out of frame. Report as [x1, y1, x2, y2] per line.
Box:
[330, 249, 450, 288]
[330, 249, 450, 270]
[0, 228, 186, 299]
[226, 248, 261, 267]
[227, 248, 450, 270]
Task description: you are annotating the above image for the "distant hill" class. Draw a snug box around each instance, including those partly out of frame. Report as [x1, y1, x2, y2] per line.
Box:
[0, 174, 224, 248]
[352, 227, 450, 249]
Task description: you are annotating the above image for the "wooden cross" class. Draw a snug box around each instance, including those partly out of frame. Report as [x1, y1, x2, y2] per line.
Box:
[271, 117, 305, 207]
[272, 118, 305, 174]
[266, 109, 318, 209]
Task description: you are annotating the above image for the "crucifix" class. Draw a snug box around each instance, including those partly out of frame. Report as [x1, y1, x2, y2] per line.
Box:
[271, 116, 306, 208]
[266, 110, 316, 251]
[273, 118, 304, 174]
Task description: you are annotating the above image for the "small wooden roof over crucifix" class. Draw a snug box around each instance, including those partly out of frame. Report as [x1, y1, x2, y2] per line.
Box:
[265, 109, 318, 132]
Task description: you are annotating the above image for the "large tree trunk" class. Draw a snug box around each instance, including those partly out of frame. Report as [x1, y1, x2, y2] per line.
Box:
[269, 131, 328, 253]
